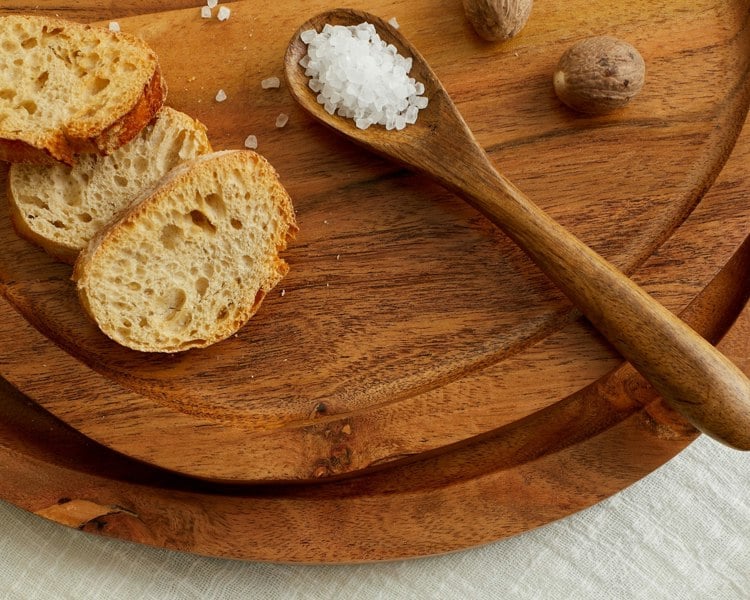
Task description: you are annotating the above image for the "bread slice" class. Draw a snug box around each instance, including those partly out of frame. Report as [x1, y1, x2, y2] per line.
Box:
[0, 14, 166, 165]
[73, 150, 298, 353]
[8, 107, 213, 263]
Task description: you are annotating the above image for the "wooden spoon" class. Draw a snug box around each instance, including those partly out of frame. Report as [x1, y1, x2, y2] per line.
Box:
[284, 8, 750, 450]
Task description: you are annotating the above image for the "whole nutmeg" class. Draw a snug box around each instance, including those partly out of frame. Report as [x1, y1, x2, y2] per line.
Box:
[553, 36, 645, 114]
[463, 0, 533, 42]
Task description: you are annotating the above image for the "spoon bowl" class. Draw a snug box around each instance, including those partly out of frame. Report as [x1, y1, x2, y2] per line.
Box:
[284, 9, 469, 178]
[284, 8, 750, 449]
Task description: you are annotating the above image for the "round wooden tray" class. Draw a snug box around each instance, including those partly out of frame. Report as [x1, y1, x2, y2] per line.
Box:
[0, 0, 748, 561]
[0, 0, 749, 484]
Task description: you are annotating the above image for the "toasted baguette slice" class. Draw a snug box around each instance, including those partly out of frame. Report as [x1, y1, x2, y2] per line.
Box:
[0, 15, 166, 165]
[8, 107, 213, 263]
[73, 150, 298, 353]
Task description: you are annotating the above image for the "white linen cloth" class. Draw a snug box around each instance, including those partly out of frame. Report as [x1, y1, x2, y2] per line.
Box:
[0, 434, 747, 599]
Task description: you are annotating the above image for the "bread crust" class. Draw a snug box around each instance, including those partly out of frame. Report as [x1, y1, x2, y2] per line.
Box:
[90, 64, 168, 156]
[0, 15, 167, 165]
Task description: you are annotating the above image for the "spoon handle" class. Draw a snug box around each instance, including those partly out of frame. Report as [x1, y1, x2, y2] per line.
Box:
[448, 156, 750, 449]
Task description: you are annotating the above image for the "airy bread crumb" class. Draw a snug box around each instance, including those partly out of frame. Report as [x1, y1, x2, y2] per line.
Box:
[8, 107, 212, 263]
[73, 150, 298, 353]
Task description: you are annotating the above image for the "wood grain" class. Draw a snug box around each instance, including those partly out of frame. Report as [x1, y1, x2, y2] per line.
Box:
[0, 234, 745, 562]
[284, 9, 750, 449]
[0, 0, 746, 561]
[0, 0, 748, 482]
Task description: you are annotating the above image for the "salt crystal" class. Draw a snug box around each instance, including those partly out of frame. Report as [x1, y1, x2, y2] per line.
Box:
[261, 76, 281, 89]
[108, 21, 120, 33]
[299, 22, 427, 130]
[201, 6, 211, 18]
[300, 29, 317, 44]
[388, 17, 400, 29]
[217, 6, 231, 21]
[207, 0, 218, 7]
[215, 89, 227, 102]
[244, 134, 258, 149]
[275, 113, 289, 128]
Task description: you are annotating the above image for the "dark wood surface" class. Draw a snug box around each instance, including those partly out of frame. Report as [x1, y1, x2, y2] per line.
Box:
[0, 0, 747, 561]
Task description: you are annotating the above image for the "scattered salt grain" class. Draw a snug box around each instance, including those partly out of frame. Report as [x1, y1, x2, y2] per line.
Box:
[388, 17, 400, 29]
[261, 76, 281, 89]
[108, 21, 120, 33]
[215, 89, 227, 102]
[201, 6, 212, 18]
[300, 22, 428, 130]
[275, 113, 289, 128]
[207, 0, 218, 8]
[217, 6, 231, 21]
[244, 134, 258, 149]
[280, 289, 286, 297]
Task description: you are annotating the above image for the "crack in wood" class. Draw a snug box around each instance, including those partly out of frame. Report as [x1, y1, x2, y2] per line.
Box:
[34, 498, 138, 529]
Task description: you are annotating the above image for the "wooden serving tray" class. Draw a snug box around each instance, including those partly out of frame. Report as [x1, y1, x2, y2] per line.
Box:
[0, 0, 748, 486]
[0, 244, 745, 563]
[0, 0, 747, 562]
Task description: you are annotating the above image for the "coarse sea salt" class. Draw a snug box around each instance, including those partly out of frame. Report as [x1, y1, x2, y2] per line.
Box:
[261, 76, 281, 89]
[108, 21, 120, 33]
[217, 6, 231, 21]
[299, 22, 428, 130]
[244, 134, 258, 149]
[201, 6, 212, 18]
[275, 113, 289, 128]
[207, 0, 218, 8]
[215, 89, 227, 102]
